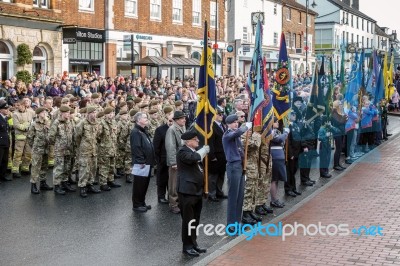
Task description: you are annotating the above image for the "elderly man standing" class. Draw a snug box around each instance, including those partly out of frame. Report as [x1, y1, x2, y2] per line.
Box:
[131, 112, 156, 212]
[165, 110, 186, 214]
[177, 131, 209, 257]
[0, 100, 11, 183]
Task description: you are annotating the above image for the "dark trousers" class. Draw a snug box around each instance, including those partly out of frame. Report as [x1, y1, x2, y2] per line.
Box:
[319, 141, 331, 175]
[156, 163, 169, 199]
[285, 158, 298, 192]
[208, 171, 225, 197]
[132, 169, 152, 208]
[226, 161, 244, 225]
[299, 152, 312, 182]
[0, 146, 8, 179]
[334, 136, 343, 167]
[178, 193, 202, 250]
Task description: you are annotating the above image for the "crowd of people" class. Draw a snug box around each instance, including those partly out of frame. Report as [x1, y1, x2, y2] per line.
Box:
[0, 69, 397, 257]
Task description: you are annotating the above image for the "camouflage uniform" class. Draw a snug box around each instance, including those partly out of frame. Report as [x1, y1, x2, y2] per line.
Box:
[48, 117, 74, 186]
[74, 118, 98, 187]
[256, 140, 272, 206]
[97, 117, 118, 185]
[26, 117, 49, 183]
[124, 120, 133, 175]
[12, 109, 33, 174]
[116, 116, 130, 171]
[242, 132, 262, 212]
[148, 118, 159, 139]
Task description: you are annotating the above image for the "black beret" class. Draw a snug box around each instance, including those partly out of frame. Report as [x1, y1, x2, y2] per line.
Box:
[181, 131, 198, 140]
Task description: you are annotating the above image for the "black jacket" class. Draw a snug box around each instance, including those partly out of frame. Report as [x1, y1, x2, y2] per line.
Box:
[287, 122, 302, 159]
[176, 145, 204, 196]
[130, 124, 156, 166]
[209, 121, 227, 174]
[0, 115, 9, 148]
[153, 123, 169, 165]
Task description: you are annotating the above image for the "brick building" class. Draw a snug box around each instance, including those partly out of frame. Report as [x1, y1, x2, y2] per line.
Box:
[282, 0, 317, 74]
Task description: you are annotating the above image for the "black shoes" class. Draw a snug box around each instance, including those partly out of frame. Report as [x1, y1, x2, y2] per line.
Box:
[62, 181, 76, 192]
[126, 174, 133, 183]
[183, 248, 200, 257]
[40, 181, 53, 191]
[87, 185, 101, 193]
[285, 191, 297, 197]
[108, 181, 121, 188]
[255, 205, 267, 215]
[115, 168, 124, 178]
[54, 185, 66, 195]
[13, 173, 21, 178]
[333, 165, 345, 171]
[301, 181, 314, 186]
[31, 183, 40, 194]
[261, 204, 274, 213]
[320, 173, 332, 178]
[249, 212, 262, 222]
[133, 206, 147, 212]
[242, 211, 257, 225]
[208, 196, 219, 202]
[100, 184, 111, 191]
[3, 175, 12, 181]
[217, 194, 228, 199]
[158, 198, 169, 204]
[292, 190, 302, 195]
[270, 200, 285, 208]
[193, 246, 207, 253]
[80, 187, 88, 198]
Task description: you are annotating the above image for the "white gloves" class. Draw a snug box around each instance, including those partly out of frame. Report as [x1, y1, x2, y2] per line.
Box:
[283, 127, 290, 134]
[196, 145, 210, 160]
[245, 122, 252, 129]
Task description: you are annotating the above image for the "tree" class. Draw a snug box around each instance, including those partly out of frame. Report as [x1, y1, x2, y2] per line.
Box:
[16, 70, 32, 84]
[16, 43, 33, 69]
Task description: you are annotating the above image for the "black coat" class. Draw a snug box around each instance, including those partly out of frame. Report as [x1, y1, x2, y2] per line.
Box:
[209, 121, 227, 174]
[0, 115, 9, 148]
[287, 122, 302, 159]
[176, 145, 204, 196]
[153, 123, 169, 165]
[130, 124, 156, 166]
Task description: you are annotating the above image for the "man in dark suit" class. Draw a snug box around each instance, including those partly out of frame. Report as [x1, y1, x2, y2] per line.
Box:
[285, 111, 302, 196]
[177, 131, 209, 257]
[208, 109, 227, 201]
[0, 100, 11, 183]
[153, 106, 174, 204]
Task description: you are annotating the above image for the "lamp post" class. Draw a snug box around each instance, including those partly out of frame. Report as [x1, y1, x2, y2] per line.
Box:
[305, 0, 317, 75]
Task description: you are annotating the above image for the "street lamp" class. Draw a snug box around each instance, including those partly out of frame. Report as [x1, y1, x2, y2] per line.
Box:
[305, 0, 317, 74]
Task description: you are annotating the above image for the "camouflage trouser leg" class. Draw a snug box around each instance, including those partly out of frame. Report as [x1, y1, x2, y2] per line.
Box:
[53, 155, 72, 186]
[12, 140, 26, 174]
[8, 145, 12, 169]
[124, 151, 132, 175]
[115, 148, 124, 169]
[98, 156, 115, 185]
[72, 152, 79, 173]
[20, 142, 32, 173]
[30, 153, 48, 183]
[48, 145, 55, 167]
[78, 155, 96, 188]
[242, 160, 257, 212]
[255, 156, 272, 206]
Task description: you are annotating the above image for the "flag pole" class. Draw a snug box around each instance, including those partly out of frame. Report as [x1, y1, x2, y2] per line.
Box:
[203, 20, 209, 197]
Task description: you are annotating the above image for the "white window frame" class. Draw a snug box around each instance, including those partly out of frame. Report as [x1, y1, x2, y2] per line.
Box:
[192, 0, 201, 26]
[150, 0, 162, 20]
[210, 1, 217, 28]
[242, 27, 248, 42]
[79, 0, 94, 12]
[286, 7, 291, 21]
[172, 0, 183, 23]
[33, 0, 49, 8]
[125, 0, 137, 17]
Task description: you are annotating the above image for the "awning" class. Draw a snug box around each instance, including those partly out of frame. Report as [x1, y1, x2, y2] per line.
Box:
[134, 56, 200, 67]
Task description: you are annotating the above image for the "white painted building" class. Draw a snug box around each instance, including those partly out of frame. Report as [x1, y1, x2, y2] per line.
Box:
[227, 0, 283, 75]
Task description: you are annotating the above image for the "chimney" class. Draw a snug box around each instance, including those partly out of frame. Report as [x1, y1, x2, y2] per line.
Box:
[352, 0, 359, 10]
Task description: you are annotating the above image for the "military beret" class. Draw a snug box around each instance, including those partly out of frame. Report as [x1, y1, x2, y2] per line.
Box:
[119, 102, 127, 108]
[181, 131, 198, 140]
[225, 114, 238, 124]
[61, 98, 70, 103]
[65, 94, 74, 99]
[163, 106, 174, 114]
[79, 107, 87, 114]
[91, 93, 100, 99]
[0, 99, 9, 109]
[148, 109, 158, 115]
[168, 91, 175, 96]
[150, 99, 159, 106]
[129, 108, 139, 117]
[35, 107, 47, 115]
[133, 97, 142, 104]
[138, 103, 149, 109]
[104, 107, 114, 115]
[175, 100, 184, 107]
[119, 109, 128, 115]
[59, 106, 71, 113]
[96, 111, 104, 118]
[87, 106, 97, 114]
[70, 108, 75, 114]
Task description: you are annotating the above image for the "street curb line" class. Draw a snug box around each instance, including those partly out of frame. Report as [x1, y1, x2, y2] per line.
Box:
[193, 132, 399, 266]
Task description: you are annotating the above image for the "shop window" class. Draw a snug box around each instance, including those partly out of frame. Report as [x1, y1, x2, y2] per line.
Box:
[68, 41, 103, 60]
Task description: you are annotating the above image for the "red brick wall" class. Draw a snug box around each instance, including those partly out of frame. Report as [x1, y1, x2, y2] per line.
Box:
[0, 0, 62, 21]
[105, 43, 117, 77]
[61, 0, 105, 29]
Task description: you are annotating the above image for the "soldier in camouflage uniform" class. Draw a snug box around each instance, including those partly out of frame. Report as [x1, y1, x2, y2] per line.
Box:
[90, 93, 104, 112]
[115, 109, 129, 177]
[97, 107, 121, 191]
[74, 106, 101, 198]
[241, 130, 262, 224]
[71, 107, 87, 180]
[12, 99, 34, 177]
[124, 108, 139, 183]
[26, 107, 53, 194]
[148, 109, 159, 139]
[255, 139, 274, 214]
[48, 106, 76, 195]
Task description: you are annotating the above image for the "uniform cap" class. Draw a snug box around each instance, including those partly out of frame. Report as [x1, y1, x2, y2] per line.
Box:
[35, 107, 47, 115]
[119, 109, 128, 115]
[87, 106, 97, 114]
[129, 108, 139, 117]
[163, 106, 173, 114]
[79, 107, 87, 114]
[59, 106, 71, 113]
[225, 114, 238, 124]
[96, 111, 104, 118]
[174, 100, 183, 107]
[91, 93, 100, 99]
[104, 107, 114, 115]
[148, 109, 158, 115]
[181, 131, 198, 140]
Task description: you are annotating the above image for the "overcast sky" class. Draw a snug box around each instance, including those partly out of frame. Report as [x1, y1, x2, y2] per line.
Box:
[359, 0, 399, 34]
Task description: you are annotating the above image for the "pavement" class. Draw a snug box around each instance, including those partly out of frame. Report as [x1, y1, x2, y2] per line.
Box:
[1, 115, 399, 266]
